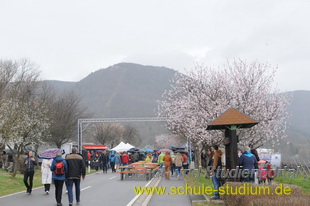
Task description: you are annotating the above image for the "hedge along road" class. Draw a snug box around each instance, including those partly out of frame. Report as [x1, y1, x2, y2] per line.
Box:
[0, 171, 149, 206]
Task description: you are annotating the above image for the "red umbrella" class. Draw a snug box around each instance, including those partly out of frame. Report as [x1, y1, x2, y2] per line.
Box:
[39, 148, 65, 159]
[258, 160, 266, 164]
[159, 148, 172, 153]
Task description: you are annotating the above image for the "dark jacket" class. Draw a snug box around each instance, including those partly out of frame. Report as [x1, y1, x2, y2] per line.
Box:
[239, 151, 258, 171]
[100, 153, 109, 164]
[66, 153, 86, 179]
[24, 156, 37, 172]
[50, 156, 68, 181]
[8, 153, 14, 162]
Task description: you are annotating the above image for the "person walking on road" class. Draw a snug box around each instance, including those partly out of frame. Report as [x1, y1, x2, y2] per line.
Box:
[100, 151, 109, 173]
[41, 158, 53, 194]
[121, 152, 130, 166]
[163, 152, 172, 179]
[158, 152, 165, 176]
[94, 153, 100, 172]
[170, 152, 176, 176]
[174, 152, 183, 177]
[66, 147, 86, 206]
[24, 150, 37, 194]
[50, 152, 68, 206]
[114, 152, 121, 171]
[110, 151, 116, 172]
[182, 153, 188, 174]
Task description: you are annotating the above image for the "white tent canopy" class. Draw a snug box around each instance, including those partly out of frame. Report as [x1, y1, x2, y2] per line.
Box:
[111, 141, 135, 152]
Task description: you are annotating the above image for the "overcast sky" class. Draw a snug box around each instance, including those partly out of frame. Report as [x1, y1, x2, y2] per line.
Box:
[1, 0, 309, 91]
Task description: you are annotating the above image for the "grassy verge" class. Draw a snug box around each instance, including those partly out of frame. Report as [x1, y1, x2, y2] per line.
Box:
[192, 202, 222, 206]
[275, 175, 310, 194]
[184, 170, 223, 206]
[0, 168, 97, 197]
[184, 171, 213, 188]
[0, 168, 42, 197]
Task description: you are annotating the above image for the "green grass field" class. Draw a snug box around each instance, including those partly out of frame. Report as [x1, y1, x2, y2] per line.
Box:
[0, 168, 43, 196]
[275, 175, 310, 194]
[184, 170, 223, 206]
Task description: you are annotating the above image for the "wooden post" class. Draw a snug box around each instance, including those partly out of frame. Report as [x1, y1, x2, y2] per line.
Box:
[229, 126, 238, 171]
[225, 129, 231, 170]
[225, 126, 238, 181]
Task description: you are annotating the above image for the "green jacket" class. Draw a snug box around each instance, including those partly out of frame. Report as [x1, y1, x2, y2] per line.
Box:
[158, 153, 165, 164]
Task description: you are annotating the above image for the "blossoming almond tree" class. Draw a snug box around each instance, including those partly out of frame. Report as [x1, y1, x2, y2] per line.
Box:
[0, 59, 50, 177]
[157, 60, 291, 154]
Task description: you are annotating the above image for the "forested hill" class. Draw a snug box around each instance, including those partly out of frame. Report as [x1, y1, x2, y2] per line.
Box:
[75, 63, 177, 118]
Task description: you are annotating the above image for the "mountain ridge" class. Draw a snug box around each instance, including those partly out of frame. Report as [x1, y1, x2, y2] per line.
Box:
[45, 63, 310, 160]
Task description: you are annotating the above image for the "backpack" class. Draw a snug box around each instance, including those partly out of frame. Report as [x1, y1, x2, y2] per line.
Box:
[54, 161, 65, 175]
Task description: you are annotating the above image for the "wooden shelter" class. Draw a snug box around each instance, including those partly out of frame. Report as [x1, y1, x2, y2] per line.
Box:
[207, 108, 258, 170]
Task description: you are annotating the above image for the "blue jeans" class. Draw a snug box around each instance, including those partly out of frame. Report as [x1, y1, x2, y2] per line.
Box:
[212, 172, 221, 199]
[175, 166, 181, 176]
[67, 179, 81, 203]
[160, 163, 164, 175]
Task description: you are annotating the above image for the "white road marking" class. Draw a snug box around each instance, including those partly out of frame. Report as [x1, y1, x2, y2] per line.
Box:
[126, 177, 155, 206]
[109, 176, 116, 180]
[81, 186, 92, 191]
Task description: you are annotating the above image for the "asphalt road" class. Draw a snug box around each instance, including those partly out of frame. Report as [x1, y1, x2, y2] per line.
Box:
[0, 171, 149, 206]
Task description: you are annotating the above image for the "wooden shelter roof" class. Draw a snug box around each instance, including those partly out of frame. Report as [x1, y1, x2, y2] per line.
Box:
[207, 108, 258, 130]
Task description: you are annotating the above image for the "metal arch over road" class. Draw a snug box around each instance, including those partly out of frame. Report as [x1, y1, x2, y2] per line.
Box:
[77, 117, 168, 153]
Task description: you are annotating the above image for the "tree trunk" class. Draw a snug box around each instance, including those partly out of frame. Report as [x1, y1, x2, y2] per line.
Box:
[11, 153, 21, 177]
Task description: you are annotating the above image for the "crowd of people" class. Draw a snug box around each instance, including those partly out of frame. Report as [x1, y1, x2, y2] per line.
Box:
[1, 145, 277, 204]
[23, 148, 85, 206]
[84, 149, 193, 178]
[208, 145, 275, 200]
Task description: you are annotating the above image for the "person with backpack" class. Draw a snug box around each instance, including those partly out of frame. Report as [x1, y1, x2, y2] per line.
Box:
[66, 147, 86, 206]
[24, 150, 37, 194]
[50, 151, 68, 206]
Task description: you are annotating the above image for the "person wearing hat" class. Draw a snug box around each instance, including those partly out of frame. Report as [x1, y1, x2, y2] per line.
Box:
[50, 151, 68, 206]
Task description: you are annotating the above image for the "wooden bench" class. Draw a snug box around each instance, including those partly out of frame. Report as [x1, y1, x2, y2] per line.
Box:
[117, 164, 160, 180]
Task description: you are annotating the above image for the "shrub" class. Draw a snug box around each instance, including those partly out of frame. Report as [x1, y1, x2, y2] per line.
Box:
[221, 182, 310, 206]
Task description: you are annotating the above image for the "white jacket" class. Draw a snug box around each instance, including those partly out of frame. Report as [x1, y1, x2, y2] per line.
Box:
[41, 159, 53, 184]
